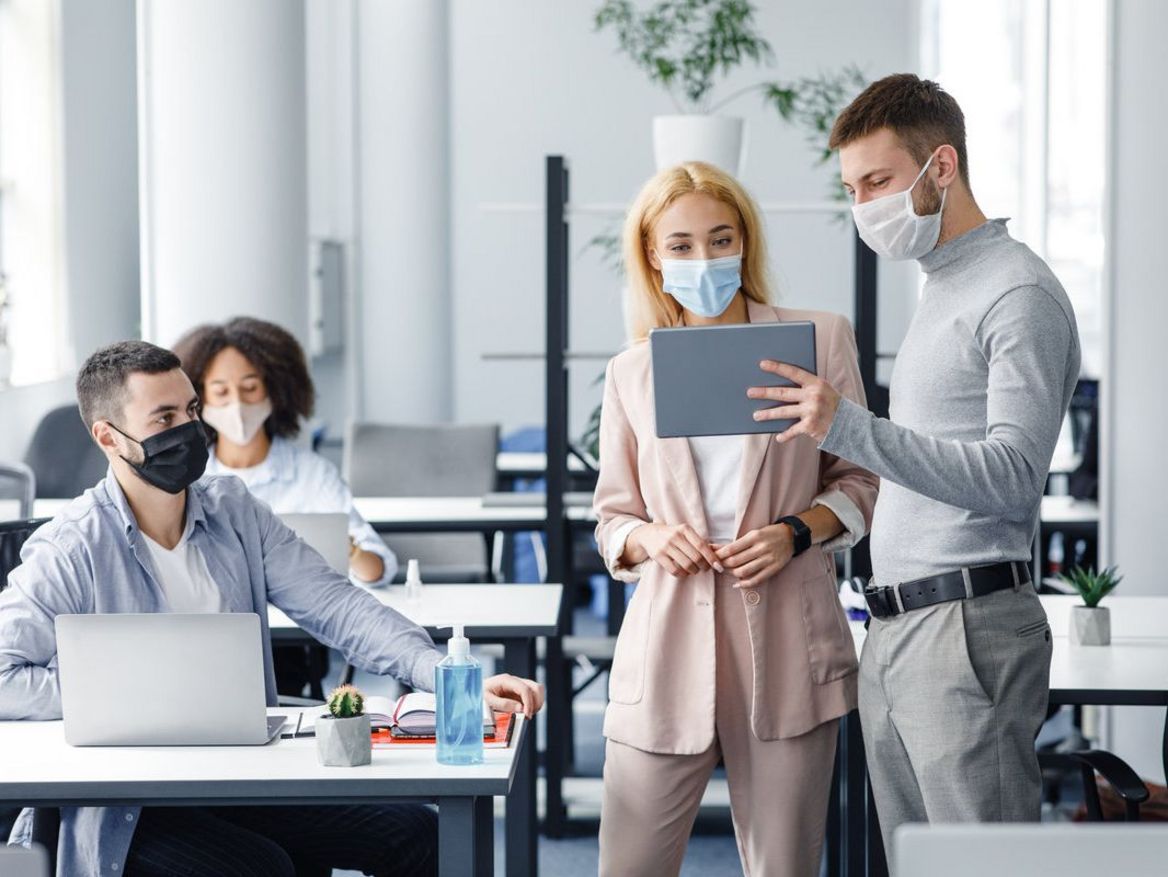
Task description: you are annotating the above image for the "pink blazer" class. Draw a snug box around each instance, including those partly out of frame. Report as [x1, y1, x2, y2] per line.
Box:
[593, 300, 879, 754]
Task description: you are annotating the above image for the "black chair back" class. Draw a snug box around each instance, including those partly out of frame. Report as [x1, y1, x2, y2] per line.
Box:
[24, 405, 106, 499]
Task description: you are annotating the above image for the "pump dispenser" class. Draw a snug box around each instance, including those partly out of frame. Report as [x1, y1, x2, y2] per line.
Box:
[405, 558, 423, 602]
[435, 624, 484, 765]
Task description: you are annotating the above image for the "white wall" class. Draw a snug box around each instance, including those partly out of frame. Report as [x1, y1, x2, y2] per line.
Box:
[137, 0, 309, 349]
[0, 0, 138, 463]
[447, 0, 919, 439]
[1103, 0, 1168, 784]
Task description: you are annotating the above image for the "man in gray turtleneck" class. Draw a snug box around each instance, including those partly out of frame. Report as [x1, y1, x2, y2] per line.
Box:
[752, 74, 1080, 853]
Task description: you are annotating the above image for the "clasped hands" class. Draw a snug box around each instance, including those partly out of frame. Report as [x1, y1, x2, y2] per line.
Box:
[626, 521, 795, 590]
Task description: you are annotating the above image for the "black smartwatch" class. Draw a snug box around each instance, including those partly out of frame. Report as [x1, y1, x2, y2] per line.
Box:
[775, 515, 812, 557]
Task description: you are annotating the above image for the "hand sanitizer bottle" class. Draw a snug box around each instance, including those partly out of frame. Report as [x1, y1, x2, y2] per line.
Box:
[435, 624, 483, 765]
[405, 558, 423, 602]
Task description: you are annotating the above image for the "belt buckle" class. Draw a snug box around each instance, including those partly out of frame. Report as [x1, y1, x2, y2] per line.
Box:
[864, 586, 896, 618]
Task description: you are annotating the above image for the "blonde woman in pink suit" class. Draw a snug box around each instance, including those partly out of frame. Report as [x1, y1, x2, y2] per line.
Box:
[594, 162, 880, 876]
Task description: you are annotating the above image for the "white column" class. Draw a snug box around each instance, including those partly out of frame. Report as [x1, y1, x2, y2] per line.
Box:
[354, 0, 452, 423]
[137, 0, 309, 348]
[1104, 0, 1168, 784]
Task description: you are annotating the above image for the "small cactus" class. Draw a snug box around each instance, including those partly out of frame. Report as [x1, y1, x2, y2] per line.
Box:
[326, 684, 365, 719]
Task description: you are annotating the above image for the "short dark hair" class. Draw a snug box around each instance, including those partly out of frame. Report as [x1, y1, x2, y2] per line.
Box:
[172, 316, 314, 441]
[76, 341, 183, 429]
[829, 73, 970, 187]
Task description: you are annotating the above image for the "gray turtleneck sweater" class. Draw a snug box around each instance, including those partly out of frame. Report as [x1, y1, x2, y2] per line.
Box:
[820, 218, 1081, 587]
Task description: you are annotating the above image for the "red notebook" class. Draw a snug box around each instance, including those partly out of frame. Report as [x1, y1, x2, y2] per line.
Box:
[372, 710, 515, 748]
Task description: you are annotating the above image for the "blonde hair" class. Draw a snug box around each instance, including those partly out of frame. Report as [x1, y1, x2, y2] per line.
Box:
[622, 161, 773, 341]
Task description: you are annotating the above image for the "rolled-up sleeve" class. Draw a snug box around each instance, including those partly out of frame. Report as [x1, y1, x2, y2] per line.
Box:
[813, 315, 880, 543]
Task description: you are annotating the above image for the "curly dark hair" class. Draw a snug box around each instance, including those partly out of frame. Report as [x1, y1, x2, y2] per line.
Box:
[172, 317, 314, 440]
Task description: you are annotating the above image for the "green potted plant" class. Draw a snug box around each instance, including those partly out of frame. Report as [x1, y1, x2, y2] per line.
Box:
[595, 0, 865, 175]
[316, 684, 372, 766]
[1061, 565, 1122, 646]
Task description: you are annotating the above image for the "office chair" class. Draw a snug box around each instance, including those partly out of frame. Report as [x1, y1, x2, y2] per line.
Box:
[0, 462, 36, 519]
[24, 405, 107, 498]
[344, 422, 501, 582]
[1039, 748, 1149, 820]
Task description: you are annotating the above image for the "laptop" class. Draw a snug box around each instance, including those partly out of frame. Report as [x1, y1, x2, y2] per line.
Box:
[0, 846, 49, 877]
[649, 321, 817, 438]
[278, 512, 351, 574]
[55, 613, 285, 746]
[895, 824, 1168, 876]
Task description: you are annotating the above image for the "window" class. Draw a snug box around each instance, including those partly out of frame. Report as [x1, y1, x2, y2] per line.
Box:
[0, 0, 68, 388]
[920, 0, 1107, 376]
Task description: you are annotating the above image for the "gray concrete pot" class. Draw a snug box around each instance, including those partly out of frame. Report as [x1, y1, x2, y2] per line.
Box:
[1071, 605, 1111, 646]
[316, 714, 372, 766]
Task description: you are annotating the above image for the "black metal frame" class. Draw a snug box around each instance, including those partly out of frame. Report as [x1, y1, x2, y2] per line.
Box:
[543, 156, 572, 839]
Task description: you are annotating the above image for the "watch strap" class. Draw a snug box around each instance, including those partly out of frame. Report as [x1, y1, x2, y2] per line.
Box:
[776, 515, 812, 556]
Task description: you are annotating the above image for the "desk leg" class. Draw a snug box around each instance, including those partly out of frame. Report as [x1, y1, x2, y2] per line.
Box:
[439, 796, 494, 877]
[831, 708, 887, 877]
[502, 637, 538, 877]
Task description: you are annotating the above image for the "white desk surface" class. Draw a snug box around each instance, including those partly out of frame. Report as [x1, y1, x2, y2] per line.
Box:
[849, 594, 1168, 698]
[1039, 495, 1099, 525]
[352, 497, 596, 524]
[0, 711, 525, 804]
[2, 497, 593, 526]
[268, 584, 563, 637]
[496, 452, 588, 474]
[353, 497, 545, 525]
[4, 495, 1091, 530]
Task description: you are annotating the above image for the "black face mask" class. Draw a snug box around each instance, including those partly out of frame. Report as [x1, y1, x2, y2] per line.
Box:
[107, 419, 210, 495]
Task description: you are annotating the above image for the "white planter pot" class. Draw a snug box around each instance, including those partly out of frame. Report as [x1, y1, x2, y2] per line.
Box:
[1070, 605, 1111, 646]
[652, 115, 746, 176]
[316, 714, 372, 766]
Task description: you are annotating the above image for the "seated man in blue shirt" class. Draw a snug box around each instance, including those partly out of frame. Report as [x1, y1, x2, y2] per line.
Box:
[0, 341, 544, 877]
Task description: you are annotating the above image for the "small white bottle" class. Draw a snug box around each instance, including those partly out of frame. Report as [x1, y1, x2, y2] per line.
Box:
[405, 558, 424, 602]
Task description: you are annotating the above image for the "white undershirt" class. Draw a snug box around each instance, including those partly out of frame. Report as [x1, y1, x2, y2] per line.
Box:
[686, 434, 745, 545]
[142, 531, 223, 613]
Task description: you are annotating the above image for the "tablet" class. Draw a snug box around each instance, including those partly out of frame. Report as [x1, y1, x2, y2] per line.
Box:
[650, 321, 817, 438]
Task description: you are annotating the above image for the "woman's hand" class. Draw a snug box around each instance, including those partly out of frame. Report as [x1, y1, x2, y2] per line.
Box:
[484, 674, 545, 718]
[625, 522, 724, 577]
[716, 523, 795, 589]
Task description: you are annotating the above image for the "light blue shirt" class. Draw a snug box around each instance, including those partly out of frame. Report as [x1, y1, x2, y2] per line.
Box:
[0, 469, 442, 877]
[204, 436, 398, 586]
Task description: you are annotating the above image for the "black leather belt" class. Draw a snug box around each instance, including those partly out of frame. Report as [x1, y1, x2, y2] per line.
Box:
[864, 561, 1031, 619]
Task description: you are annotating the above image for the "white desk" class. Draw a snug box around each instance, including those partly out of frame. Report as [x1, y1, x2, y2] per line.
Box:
[270, 583, 561, 877]
[496, 452, 590, 478]
[351, 496, 595, 535]
[12, 495, 1082, 532]
[0, 710, 525, 877]
[268, 584, 562, 642]
[1040, 495, 1100, 526]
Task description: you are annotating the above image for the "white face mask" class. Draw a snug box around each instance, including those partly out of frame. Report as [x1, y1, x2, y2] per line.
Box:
[201, 398, 272, 447]
[851, 151, 947, 261]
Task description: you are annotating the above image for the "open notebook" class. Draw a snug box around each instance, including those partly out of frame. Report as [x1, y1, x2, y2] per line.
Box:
[288, 694, 494, 738]
[390, 692, 495, 737]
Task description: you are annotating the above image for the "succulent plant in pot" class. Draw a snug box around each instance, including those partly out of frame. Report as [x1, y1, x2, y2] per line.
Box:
[316, 684, 372, 766]
[1061, 565, 1122, 646]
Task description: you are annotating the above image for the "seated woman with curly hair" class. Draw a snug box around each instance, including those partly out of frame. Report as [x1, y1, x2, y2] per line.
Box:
[174, 317, 397, 695]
